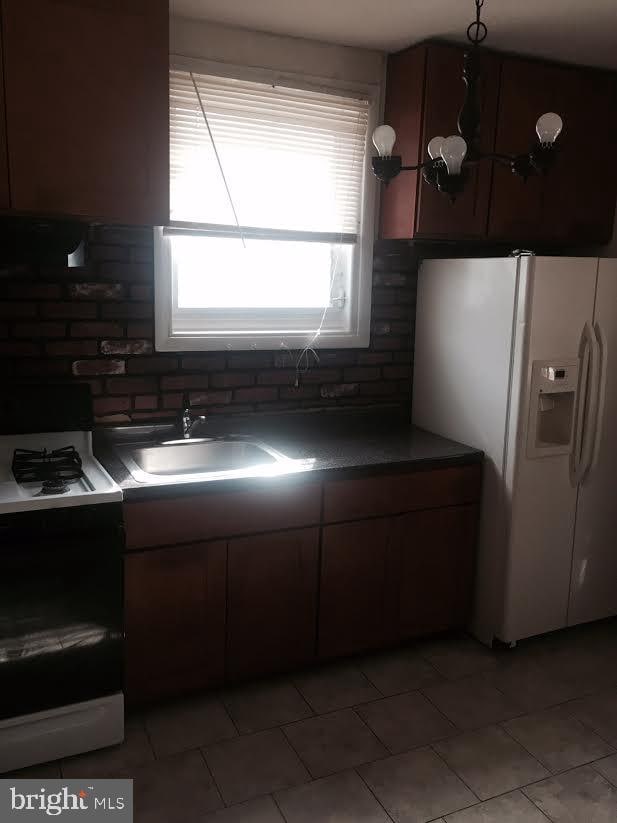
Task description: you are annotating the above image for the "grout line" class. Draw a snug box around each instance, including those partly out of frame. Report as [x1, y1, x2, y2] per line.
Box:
[497, 721, 554, 774]
[196, 748, 225, 810]
[353, 767, 398, 823]
[429, 744, 481, 803]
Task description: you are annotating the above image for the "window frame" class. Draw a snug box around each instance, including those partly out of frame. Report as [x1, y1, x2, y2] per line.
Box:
[155, 56, 380, 353]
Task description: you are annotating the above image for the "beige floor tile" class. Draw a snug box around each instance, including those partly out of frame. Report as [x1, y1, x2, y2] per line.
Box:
[418, 635, 499, 680]
[223, 679, 312, 734]
[434, 726, 549, 801]
[360, 647, 443, 696]
[293, 663, 381, 713]
[130, 749, 223, 823]
[357, 691, 456, 754]
[503, 705, 614, 773]
[567, 689, 617, 745]
[275, 770, 391, 823]
[203, 728, 310, 806]
[359, 746, 477, 823]
[423, 675, 523, 731]
[592, 753, 617, 786]
[61, 716, 154, 778]
[443, 790, 550, 822]
[283, 708, 387, 777]
[145, 694, 237, 757]
[484, 656, 582, 712]
[523, 764, 617, 822]
[203, 796, 285, 823]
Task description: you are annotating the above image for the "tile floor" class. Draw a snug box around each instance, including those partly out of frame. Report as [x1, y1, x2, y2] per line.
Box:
[8, 619, 617, 822]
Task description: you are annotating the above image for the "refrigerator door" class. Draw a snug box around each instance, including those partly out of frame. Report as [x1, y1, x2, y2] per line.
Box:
[412, 255, 526, 645]
[568, 258, 617, 626]
[503, 257, 598, 643]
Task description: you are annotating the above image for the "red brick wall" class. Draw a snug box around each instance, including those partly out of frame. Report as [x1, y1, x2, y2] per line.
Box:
[0, 227, 416, 423]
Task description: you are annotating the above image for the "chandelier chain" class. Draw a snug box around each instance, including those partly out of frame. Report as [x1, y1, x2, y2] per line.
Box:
[467, 0, 488, 46]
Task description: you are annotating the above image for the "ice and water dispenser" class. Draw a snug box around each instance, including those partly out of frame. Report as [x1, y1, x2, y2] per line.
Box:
[527, 360, 580, 458]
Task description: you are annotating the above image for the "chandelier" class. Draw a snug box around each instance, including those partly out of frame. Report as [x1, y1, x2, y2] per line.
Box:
[371, 0, 564, 200]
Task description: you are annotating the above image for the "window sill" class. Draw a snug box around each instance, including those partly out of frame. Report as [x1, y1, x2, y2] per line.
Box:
[154, 330, 370, 352]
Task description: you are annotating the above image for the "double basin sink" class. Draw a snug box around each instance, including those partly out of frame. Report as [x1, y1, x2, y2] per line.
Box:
[115, 432, 299, 484]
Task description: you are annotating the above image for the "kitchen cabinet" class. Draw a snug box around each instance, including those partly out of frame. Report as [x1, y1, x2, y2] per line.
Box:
[381, 42, 499, 241]
[381, 41, 617, 244]
[0, 0, 169, 224]
[0, 31, 9, 210]
[227, 528, 319, 681]
[122, 461, 482, 703]
[319, 519, 390, 658]
[319, 467, 481, 659]
[124, 541, 226, 704]
[489, 57, 617, 244]
[390, 505, 478, 640]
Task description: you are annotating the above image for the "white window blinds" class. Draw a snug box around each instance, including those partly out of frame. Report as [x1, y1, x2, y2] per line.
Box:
[169, 69, 370, 237]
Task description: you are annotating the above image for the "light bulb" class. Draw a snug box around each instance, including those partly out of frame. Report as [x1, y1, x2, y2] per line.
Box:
[427, 136, 444, 160]
[440, 135, 467, 176]
[372, 125, 396, 157]
[536, 112, 563, 145]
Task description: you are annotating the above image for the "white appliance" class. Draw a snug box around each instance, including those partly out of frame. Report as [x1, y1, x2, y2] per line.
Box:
[0, 385, 124, 773]
[412, 255, 617, 646]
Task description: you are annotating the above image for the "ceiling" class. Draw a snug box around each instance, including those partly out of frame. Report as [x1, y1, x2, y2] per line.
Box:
[170, 0, 617, 70]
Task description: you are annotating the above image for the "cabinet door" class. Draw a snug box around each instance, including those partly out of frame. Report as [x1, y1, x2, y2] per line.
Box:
[389, 505, 478, 639]
[414, 44, 499, 239]
[319, 518, 390, 658]
[488, 58, 581, 242]
[124, 541, 226, 704]
[0, 29, 9, 210]
[227, 528, 319, 681]
[1, 0, 169, 224]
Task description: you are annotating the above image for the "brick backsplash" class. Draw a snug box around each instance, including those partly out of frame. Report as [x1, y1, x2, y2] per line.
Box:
[0, 227, 416, 424]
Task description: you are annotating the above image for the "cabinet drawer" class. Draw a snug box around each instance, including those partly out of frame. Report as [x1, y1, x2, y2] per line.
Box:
[323, 464, 481, 523]
[124, 482, 321, 549]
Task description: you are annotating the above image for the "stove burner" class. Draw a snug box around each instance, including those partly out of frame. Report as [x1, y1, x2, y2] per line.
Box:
[37, 478, 70, 496]
[12, 445, 84, 493]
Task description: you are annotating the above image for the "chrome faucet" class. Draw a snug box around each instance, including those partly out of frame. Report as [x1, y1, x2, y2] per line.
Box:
[181, 408, 206, 439]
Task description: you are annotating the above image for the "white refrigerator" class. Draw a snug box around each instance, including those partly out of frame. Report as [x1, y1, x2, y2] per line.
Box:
[412, 255, 617, 647]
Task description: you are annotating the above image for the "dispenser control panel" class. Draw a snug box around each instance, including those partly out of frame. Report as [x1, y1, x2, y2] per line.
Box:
[527, 359, 580, 459]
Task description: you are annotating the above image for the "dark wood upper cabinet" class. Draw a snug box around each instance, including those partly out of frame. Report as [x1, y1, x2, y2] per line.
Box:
[227, 528, 319, 681]
[381, 43, 499, 241]
[0, 0, 169, 224]
[488, 57, 580, 242]
[381, 42, 617, 244]
[0, 25, 9, 210]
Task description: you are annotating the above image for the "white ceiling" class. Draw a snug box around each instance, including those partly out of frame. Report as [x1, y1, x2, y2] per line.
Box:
[170, 0, 617, 69]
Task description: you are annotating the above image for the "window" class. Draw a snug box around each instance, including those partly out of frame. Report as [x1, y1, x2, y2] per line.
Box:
[155, 61, 378, 351]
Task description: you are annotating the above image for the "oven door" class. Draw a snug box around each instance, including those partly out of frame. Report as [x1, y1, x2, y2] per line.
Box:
[0, 503, 123, 720]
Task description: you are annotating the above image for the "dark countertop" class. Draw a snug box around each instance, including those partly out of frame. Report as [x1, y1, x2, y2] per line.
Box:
[94, 409, 482, 502]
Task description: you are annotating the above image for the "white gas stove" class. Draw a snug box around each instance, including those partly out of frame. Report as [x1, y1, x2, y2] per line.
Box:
[0, 430, 121, 514]
[0, 384, 124, 773]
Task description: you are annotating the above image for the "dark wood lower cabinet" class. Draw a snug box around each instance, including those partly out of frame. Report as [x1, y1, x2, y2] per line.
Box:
[124, 541, 226, 704]
[123, 464, 482, 702]
[226, 528, 320, 681]
[390, 504, 478, 640]
[318, 505, 479, 659]
[318, 519, 390, 659]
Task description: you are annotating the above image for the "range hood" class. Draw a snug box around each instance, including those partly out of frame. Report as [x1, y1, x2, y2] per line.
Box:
[0, 217, 85, 266]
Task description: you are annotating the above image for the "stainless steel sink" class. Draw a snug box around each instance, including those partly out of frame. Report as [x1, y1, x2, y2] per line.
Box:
[115, 436, 298, 484]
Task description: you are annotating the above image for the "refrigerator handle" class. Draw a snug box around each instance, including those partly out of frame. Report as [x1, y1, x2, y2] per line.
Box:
[590, 322, 607, 471]
[578, 323, 602, 485]
[570, 323, 593, 487]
